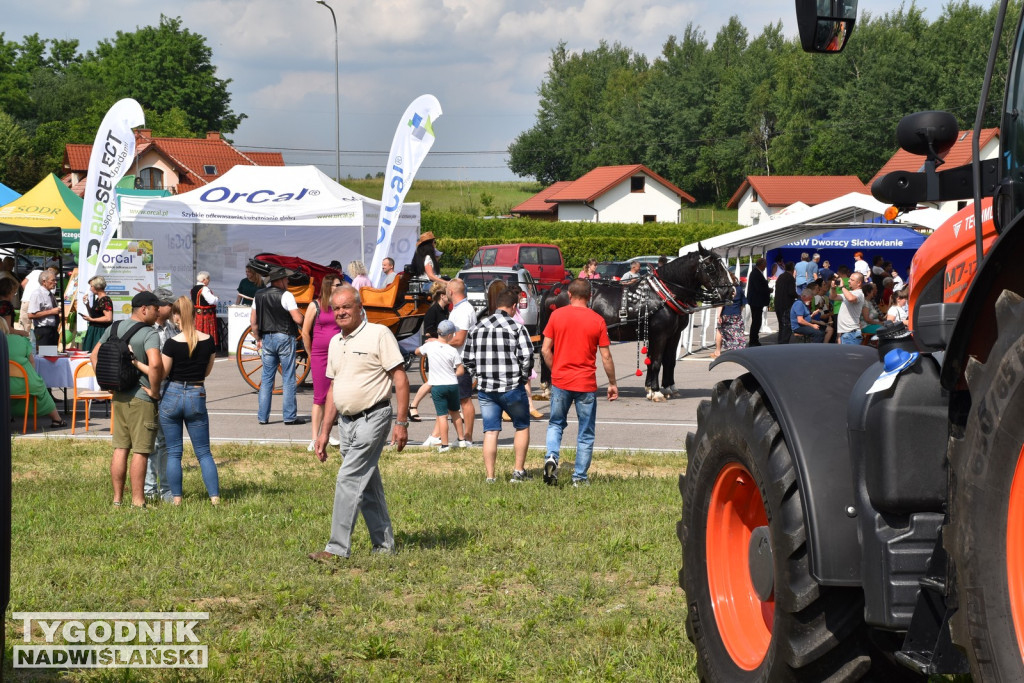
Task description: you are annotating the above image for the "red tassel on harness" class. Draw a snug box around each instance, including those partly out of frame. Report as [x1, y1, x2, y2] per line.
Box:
[641, 346, 648, 354]
[635, 369, 643, 376]
[644, 357, 651, 366]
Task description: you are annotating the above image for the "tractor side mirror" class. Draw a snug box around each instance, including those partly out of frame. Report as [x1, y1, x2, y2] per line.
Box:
[896, 111, 959, 162]
[796, 0, 857, 53]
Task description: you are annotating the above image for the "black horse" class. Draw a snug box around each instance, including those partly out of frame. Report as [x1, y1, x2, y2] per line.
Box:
[537, 244, 733, 401]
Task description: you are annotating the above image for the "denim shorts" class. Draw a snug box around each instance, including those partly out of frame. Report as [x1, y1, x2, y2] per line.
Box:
[431, 384, 460, 414]
[478, 385, 531, 432]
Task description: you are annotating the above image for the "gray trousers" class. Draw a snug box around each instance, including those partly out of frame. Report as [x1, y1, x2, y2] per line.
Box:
[325, 404, 395, 557]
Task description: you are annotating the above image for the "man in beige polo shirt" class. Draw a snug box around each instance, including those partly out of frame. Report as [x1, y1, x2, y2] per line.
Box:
[309, 285, 410, 561]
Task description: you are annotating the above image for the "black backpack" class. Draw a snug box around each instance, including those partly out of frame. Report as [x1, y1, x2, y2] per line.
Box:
[95, 321, 148, 392]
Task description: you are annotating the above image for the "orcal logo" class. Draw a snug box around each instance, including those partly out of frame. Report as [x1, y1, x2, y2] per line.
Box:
[199, 187, 312, 204]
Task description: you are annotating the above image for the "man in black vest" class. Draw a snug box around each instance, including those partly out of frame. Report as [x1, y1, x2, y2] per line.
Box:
[250, 268, 306, 425]
[746, 257, 771, 347]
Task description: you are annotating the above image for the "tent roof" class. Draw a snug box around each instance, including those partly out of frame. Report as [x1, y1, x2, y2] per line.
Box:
[120, 165, 394, 227]
[0, 182, 19, 206]
[0, 221, 63, 251]
[680, 192, 947, 258]
[0, 173, 82, 229]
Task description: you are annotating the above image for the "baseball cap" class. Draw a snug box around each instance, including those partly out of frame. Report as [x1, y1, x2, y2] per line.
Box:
[437, 320, 456, 337]
[131, 291, 160, 308]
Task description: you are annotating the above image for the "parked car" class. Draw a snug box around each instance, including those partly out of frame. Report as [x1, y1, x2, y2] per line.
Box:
[455, 265, 540, 334]
[468, 243, 566, 291]
[595, 256, 661, 280]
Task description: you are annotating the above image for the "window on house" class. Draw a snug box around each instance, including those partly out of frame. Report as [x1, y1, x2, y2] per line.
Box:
[203, 165, 217, 175]
[631, 176, 645, 192]
[138, 168, 164, 190]
[643, 215, 656, 223]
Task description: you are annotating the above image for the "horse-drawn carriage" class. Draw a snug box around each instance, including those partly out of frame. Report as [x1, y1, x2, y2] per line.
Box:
[236, 254, 431, 392]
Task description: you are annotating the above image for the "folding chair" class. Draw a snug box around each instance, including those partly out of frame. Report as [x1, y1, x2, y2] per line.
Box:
[9, 360, 38, 433]
[71, 360, 113, 434]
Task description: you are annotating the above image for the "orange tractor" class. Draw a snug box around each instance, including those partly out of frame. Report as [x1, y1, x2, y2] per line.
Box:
[680, 1, 1024, 679]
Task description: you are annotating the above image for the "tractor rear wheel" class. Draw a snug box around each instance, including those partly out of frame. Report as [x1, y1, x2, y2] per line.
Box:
[948, 290, 1024, 680]
[679, 375, 922, 681]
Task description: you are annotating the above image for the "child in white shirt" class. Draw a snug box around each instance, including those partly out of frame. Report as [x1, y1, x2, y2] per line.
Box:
[414, 320, 467, 451]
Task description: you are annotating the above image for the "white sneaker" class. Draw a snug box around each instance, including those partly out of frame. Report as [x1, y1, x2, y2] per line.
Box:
[329, 434, 340, 446]
[457, 439, 473, 448]
[307, 440, 315, 452]
[438, 445, 451, 453]
[423, 435, 442, 447]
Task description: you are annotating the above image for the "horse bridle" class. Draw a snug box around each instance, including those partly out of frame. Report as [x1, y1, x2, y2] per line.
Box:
[649, 254, 733, 312]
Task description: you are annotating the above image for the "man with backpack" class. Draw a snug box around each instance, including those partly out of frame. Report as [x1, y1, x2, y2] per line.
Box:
[90, 291, 164, 508]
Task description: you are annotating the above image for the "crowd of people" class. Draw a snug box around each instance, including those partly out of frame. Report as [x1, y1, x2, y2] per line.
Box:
[742, 252, 909, 348]
[5, 242, 912, 559]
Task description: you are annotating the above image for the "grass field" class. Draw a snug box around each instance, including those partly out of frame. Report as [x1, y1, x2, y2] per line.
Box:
[341, 178, 544, 216]
[3, 439, 697, 682]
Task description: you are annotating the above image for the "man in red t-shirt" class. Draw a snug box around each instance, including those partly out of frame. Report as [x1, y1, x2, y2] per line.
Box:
[541, 278, 618, 486]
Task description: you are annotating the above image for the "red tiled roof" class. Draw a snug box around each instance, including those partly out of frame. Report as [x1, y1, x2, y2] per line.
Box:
[63, 132, 285, 196]
[726, 176, 868, 209]
[547, 164, 696, 204]
[510, 181, 573, 215]
[869, 128, 998, 187]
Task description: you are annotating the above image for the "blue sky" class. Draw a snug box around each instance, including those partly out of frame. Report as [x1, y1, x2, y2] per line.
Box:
[6, 1, 942, 182]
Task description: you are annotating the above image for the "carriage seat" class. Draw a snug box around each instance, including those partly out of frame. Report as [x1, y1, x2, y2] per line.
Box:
[359, 271, 410, 310]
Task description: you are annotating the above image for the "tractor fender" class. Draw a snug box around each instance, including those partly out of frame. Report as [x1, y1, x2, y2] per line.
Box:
[711, 344, 879, 586]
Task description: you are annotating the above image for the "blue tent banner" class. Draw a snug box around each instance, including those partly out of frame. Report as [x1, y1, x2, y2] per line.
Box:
[766, 226, 928, 280]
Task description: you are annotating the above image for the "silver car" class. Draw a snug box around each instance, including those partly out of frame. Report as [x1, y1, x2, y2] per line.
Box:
[455, 266, 540, 334]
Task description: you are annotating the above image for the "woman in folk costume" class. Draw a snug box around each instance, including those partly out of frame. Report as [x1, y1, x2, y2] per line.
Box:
[190, 271, 219, 347]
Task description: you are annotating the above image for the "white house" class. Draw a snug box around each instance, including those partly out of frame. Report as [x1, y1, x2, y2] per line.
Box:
[727, 176, 869, 226]
[511, 164, 695, 223]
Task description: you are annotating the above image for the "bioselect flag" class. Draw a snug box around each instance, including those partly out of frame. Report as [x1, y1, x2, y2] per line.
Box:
[76, 99, 144, 332]
[368, 94, 442, 287]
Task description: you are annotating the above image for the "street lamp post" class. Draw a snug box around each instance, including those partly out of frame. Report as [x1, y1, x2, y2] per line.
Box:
[315, 0, 340, 183]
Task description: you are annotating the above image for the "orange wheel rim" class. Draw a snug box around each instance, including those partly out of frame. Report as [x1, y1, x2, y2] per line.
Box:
[1008, 443, 1024, 664]
[706, 462, 773, 670]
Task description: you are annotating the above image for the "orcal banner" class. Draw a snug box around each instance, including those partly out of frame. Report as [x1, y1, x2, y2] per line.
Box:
[368, 95, 442, 287]
[92, 239, 158, 322]
[76, 98, 145, 331]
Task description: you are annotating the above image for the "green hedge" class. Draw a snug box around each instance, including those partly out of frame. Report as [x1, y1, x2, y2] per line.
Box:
[423, 211, 738, 271]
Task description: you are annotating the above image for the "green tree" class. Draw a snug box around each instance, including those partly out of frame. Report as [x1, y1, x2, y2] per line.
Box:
[640, 26, 715, 200]
[0, 110, 49, 192]
[508, 41, 648, 183]
[84, 15, 244, 134]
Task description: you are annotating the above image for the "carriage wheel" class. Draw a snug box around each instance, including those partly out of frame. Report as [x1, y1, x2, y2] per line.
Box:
[236, 330, 310, 395]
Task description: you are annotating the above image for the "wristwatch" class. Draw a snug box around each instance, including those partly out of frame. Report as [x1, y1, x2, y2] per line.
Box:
[395, 420, 409, 427]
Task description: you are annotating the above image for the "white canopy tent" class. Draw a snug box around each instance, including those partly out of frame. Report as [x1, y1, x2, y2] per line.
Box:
[674, 192, 948, 354]
[679, 192, 946, 260]
[119, 165, 420, 313]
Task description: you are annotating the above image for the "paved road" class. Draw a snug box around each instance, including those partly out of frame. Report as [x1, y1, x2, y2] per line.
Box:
[35, 318, 757, 453]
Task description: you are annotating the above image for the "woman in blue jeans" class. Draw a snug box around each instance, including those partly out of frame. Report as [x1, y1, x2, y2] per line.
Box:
[159, 296, 220, 505]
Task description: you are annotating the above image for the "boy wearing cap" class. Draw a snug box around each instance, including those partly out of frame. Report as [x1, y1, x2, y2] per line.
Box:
[414, 319, 466, 451]
[91, 291, 165, 508]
